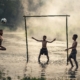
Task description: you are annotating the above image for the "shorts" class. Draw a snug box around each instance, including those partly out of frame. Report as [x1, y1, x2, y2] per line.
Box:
[69, 49, 77, 60]
[40, 48, 48, 55]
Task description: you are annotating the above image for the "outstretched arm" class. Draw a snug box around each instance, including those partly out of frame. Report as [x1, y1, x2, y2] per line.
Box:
[65, 42, 77, 51]
[32, 37, 42, 42]
[47, 38, 56, 43]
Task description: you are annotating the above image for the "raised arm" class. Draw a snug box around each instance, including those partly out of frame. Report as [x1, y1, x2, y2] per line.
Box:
[47, 38, 56, 43]
[32, 37, 42, 42]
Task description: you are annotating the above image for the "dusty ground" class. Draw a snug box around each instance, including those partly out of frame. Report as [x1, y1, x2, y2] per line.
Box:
[0, 32, 80, 80]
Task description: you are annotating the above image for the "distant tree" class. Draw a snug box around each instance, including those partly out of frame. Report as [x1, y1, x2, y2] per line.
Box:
[0, 0, 23, 29]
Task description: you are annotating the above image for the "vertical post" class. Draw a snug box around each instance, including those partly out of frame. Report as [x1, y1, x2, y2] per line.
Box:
[24, 17, 29, 62]
[66, 16, 68, 65]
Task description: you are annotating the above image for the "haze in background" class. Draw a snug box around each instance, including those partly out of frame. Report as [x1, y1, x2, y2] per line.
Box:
[19, 0, 80, 41]
[2, 0, 80, 41]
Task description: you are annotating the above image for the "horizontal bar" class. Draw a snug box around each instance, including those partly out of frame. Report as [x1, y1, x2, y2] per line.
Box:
[23, 15, 70, 17]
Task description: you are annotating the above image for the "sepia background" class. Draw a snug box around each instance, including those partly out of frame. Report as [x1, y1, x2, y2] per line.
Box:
[0, 0, 80, 80]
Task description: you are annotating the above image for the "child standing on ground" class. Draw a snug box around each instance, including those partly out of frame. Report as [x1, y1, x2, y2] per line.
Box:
[65, 34, 78, 69]
[32, 35, 56, 62]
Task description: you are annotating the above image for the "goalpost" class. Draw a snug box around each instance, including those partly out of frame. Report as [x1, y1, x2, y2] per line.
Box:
[23, 15, 70, 65]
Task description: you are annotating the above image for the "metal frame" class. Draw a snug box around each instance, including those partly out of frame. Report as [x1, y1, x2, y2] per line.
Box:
[23, 15, 70, 65]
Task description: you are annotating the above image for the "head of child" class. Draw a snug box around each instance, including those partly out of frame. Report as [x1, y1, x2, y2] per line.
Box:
[43, 35, 47, 41]
[72, 34, 78, 41]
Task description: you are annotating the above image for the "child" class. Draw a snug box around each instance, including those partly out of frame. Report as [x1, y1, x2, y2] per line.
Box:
[0, 29, 6, 50]
[65, 34, 78, 69]
[32, 35, 56, 62]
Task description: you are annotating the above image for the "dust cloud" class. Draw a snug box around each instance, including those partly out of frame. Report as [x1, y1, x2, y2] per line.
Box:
[20, 0, 80, 41]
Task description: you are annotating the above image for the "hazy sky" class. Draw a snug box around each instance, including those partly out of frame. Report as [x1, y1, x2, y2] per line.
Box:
[21, 0, 80, 40]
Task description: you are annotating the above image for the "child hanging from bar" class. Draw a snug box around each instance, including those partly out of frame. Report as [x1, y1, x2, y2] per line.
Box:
[65, 34, 78, 70]
[0, 29, 6, 50]
[32, 35, 56, 62]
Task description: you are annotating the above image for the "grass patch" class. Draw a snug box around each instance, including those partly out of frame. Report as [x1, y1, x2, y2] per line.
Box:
[21, 77, 45, 80]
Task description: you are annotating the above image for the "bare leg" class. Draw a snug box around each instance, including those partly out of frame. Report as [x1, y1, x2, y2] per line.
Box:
[68, 57, 74, 67]
[74, 59, 78, 69]
[69, 59, 74, 67]
[0, 46, 6, 50]
[38, 54, 41, 62]
[46, 54, 49, 62]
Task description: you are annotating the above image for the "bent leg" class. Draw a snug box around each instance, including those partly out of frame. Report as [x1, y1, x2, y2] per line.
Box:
[69, 58, 74, 67]
[0, 46, 6, 50]
[74, 58, 78, 69]
[68, 56, 74, 67]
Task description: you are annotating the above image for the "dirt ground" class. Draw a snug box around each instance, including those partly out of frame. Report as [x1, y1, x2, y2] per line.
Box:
[0, 32, 80, 80]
